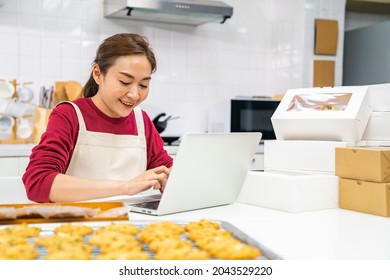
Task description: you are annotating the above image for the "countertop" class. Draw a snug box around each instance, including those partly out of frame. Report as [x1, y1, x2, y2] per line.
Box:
[129, 202, 390, 260]
[163, 143, 264, 154]
[0, 144, 35, 157]
[0, 143, 264, 157]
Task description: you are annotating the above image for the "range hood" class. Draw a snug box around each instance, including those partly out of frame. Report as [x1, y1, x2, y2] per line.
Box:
[104, 0, 233, 26]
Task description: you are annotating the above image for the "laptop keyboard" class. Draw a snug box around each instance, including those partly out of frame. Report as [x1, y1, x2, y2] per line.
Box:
[131, 200, 160, 210]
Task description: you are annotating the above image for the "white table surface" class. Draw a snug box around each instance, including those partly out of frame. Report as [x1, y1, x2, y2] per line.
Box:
[128, 202, 390, 260]
[1, 201, 389, 260]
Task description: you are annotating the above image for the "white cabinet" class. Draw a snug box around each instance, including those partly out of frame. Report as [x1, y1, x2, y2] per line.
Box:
[0, 176, 30, 203]
[18, 157, 30, 175]
[0, 156, 30, 176]
[0, 144, 34, 177]
[0, 157, 19, 176]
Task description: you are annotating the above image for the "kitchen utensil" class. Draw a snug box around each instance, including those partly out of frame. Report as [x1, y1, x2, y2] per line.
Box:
[0, 114, 14, 131]
[17, 85, 34, 102]
[161, 136, 180, 145]
[16, 117, 33, 139]
[152, 113, 180, 133]
[39, 86, 54, 108]
[0, 114, 14, 140]
[4, 99, 27, 117]
[0, 81, 14, 99]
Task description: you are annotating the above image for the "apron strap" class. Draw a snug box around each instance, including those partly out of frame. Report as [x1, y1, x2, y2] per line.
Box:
[56, 101, 144, 136]
[56, 101, 87, 131]
[133, 107, 145, 137]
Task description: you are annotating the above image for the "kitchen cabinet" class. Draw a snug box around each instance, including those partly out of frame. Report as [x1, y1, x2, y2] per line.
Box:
[0, 156, 30, 176]
[0, 144, 34, 177]
[0, 157, 19, 176]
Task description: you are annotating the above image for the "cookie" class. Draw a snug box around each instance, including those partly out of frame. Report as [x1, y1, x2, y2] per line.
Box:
[0, 244, 39, 260]
[148, 237, 193, 253]
[0, 223, 41, 238]
[95, 223, 141, 235]
[34, 234, 83, 247]
[53, 223, 94, 236]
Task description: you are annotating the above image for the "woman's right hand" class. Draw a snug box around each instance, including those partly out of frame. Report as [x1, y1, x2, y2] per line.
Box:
[124, 166, 170, 195]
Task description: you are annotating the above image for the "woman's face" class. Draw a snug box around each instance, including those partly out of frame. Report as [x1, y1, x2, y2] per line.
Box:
[92, 55, 152, 118]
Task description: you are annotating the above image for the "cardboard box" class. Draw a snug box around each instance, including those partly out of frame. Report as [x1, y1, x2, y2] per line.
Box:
[237, 170, 339, 212]
[271, 85, 372, 143]
[367, 83, 390, 112]
[313, 60, 335, 87]
[339, 178, 390, 217]
[314, 19, 338, 55]
[335, 147, 390, 182]
[364, 140, 390, 147]
[362, 112, 390, 140]
[264, 140, 349, 173]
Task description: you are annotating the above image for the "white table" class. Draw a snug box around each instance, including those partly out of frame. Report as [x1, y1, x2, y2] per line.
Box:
[129, 202, 390, 260]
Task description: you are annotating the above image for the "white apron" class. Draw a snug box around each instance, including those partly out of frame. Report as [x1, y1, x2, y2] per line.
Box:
[64, 102, 147, 181]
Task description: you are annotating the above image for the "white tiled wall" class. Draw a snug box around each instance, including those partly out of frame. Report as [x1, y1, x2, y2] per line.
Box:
[0, 0, 349, 135]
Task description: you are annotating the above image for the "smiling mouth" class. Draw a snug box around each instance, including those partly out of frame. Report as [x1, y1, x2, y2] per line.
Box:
[119, 99, 135, 107]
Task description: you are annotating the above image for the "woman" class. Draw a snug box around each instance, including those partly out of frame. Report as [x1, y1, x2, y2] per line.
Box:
[23, 33, 173, 203]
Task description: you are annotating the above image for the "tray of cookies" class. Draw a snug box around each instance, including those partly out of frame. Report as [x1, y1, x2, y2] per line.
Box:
[0, 202, 130, 225]
[0, 219, 282, 260]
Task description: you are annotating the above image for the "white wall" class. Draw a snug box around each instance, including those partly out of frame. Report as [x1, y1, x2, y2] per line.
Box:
[0, 0, 347, 136]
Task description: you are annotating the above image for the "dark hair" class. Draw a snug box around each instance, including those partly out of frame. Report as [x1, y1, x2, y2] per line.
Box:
[82, 33, 157, 98]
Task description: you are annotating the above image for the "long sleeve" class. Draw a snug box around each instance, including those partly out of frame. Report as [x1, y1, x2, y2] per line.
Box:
[22, 104, 79, 202]
[22, 98, 173, 202]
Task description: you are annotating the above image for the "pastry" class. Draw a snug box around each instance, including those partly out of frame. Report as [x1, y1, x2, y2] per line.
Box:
[53, 223, 94, 236]
[95, 222, 141, 235]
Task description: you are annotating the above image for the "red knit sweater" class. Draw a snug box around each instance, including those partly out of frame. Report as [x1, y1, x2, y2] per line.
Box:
[22, 98, 173, 202]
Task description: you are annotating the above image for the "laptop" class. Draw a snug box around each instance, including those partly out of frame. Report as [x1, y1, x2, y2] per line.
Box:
[127, 132, 262, 216]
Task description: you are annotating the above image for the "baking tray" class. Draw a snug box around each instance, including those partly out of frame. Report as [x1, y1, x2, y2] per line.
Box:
[1, 219, 282, 260]
[0, 201, 129, 225]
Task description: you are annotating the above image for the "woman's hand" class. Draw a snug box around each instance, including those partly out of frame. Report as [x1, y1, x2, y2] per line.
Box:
[124, 166, 170, 195]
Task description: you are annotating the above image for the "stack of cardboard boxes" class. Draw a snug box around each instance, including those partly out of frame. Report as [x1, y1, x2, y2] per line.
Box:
[335, 83, 390, 217]
[336, 147, 390, 217]
[237, 83, 390, 214]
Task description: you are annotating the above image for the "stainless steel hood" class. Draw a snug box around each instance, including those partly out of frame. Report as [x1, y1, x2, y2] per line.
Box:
[104, 0, 233, 26]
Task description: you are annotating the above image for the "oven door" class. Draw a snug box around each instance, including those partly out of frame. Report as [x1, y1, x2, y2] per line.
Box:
[231, 99, 280, 140]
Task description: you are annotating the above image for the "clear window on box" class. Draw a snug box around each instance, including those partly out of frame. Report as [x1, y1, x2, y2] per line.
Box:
[287, 93, 352, 111]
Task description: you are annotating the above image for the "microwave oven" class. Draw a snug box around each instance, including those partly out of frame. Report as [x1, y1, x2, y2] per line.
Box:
[208, 98, 280, 140]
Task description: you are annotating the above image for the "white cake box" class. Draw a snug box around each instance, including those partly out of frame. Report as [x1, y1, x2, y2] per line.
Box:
[264, 140, 349, 173]
[271, 85, 372, 144]
[367, 83, 390, 111]
[362, 112, 390, 140]
[237, 170, 339, 212]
